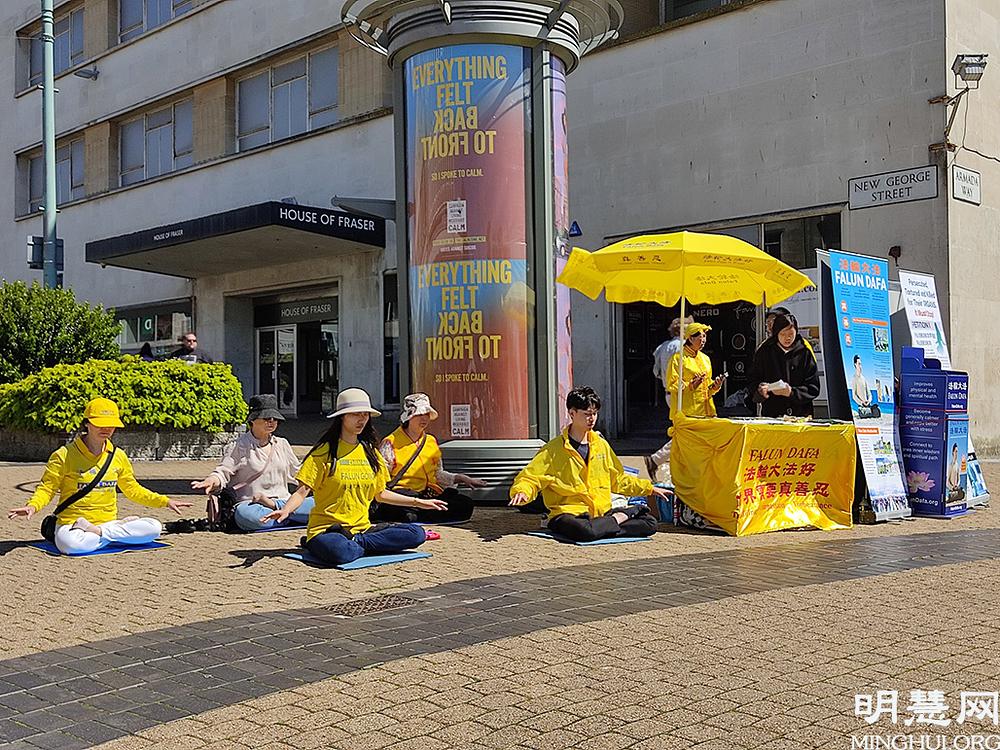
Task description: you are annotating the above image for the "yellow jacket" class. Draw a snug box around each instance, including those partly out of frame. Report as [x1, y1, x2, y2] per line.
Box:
[28, 438, 169, 525]
[510, 430, 653, 519]
[666, 347, 720, 418]
[380, 428, 445, 494]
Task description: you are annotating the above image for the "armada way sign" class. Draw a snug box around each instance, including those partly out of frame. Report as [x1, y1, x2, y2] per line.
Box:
[952, 165, 982, 205]
[848, 165, 938, 210]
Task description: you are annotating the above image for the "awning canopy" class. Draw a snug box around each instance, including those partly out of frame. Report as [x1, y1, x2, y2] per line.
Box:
[85, 202, 387, 278]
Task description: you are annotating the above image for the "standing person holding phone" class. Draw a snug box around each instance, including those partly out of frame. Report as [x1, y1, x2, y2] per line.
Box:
[666, 322, 725, 419]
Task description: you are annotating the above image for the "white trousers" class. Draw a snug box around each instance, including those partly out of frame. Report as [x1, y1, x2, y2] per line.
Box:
[54, 518, 163, 555]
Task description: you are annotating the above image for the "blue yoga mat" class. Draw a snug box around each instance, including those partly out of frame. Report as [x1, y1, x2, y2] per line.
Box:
[252, 524, 307, 533]
[29, 539, 171, 557]
[283, 550, 432, 570]
[525, 531, 652, 546]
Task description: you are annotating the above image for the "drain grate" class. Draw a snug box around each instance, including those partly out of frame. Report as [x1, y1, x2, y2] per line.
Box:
[322, 594, 419, 618]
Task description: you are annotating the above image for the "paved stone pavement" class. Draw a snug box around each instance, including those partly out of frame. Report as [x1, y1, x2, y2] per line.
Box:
[2, 457, 999, 749]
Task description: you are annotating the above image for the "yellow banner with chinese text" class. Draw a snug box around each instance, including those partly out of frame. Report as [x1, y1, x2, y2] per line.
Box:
[670, 416, 856, 536]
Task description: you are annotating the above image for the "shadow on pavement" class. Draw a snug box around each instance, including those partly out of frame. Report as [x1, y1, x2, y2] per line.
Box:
[141, 479, 204, 496]
[468, 508, 544, 542]
[13, 480, 39, 497]
[228, 547, 300, 569]
[0, 539, 39, 556]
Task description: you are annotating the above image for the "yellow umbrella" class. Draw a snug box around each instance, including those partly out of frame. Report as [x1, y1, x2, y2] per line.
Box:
[557, 231, 813, 415]
[557, 231, 812, 307]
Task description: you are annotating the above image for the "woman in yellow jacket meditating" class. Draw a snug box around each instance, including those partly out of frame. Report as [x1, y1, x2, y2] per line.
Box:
[7, 398, 191, 554]
[666, 322, 726, 419]
[509, 386, 671, 543]
[374, 393, 486, 524]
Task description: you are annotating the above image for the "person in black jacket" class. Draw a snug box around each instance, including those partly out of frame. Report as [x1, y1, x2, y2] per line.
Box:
[749, 313, 820, 418]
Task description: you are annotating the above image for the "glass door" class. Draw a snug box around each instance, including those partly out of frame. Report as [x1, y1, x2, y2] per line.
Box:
[256, 326, 297, 417]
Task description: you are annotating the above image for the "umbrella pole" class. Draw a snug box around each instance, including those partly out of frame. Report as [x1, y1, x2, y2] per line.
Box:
[677, 294, 686, 417]
[758, 292, 766, 417]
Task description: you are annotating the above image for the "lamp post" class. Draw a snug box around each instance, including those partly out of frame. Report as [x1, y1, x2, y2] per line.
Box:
[40, 0, 59, 289]
[929, 54, 989, 153]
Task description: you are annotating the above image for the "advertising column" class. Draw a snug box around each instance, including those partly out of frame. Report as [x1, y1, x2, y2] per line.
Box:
[828, 251, 910, 520]
[552, 57, 573, 421]
[405, 45, 531, 439]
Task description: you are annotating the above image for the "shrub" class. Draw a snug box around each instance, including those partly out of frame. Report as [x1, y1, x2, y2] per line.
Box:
[0, 358, 248, 433]
[0, 281, 122, 385]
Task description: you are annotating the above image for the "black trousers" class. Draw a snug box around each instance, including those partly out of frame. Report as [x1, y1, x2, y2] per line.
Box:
[548, 509, 657, 543]
[371, 487, 475, 524]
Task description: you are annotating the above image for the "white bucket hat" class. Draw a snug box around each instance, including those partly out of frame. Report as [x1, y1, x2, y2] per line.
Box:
[327, 388, 381, 419]
[400, 393, 439, 423]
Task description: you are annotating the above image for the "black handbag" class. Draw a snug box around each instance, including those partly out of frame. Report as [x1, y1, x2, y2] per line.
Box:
[41, 448, 117, 542]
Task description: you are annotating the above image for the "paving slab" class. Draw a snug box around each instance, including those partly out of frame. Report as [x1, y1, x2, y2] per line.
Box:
[2, 458, 998, 748]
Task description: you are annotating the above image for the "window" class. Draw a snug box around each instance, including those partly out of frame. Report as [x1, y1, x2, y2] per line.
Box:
[119, 0, 193, 42]
[28, 8, 84, 86]
[237, 47, 340, 151]
[763, 214, 841, 270]
[117, 307, 192, 355]
[28, 140, 85, 212]
[383, 273, 400, 404]
[120, 99, 194, 185]
[662, 0, 730, 22]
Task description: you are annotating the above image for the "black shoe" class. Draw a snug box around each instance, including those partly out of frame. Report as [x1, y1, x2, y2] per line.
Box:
[619, 504, 650, 519]
[193, 518, 211, 532]
[165, 519, 196, 534]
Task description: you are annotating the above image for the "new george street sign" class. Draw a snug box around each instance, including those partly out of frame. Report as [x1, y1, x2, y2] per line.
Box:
[848, 165, 939, 210]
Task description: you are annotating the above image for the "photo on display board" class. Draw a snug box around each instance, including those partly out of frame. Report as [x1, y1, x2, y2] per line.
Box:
[872, 327, 889, 353]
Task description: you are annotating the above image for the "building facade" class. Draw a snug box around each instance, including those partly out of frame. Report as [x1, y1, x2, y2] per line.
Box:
[567, 0, 1000, 448]
[2, 0, 399, 418]
[3, 0, 998, 445]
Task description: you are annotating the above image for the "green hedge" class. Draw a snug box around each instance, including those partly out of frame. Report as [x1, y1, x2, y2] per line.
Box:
[0, 280, 122, 385]
[0, 358, 248, 433]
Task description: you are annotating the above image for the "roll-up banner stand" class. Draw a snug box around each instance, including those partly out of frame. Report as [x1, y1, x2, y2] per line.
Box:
[818, 250, 911, 522]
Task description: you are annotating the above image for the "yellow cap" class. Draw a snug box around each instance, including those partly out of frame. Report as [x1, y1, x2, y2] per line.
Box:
[684, 322, 712, 340]
[83, 397, 125, 428]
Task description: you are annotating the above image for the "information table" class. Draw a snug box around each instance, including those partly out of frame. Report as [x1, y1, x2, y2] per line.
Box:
[670, 415, 857, 536]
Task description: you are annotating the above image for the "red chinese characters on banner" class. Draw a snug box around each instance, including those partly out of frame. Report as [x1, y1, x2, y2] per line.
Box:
[736, 448, 837, 511]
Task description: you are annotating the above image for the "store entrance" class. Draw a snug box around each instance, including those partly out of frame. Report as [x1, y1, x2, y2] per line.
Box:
[253, 293, 339, 418]
[297, 321, 339, 415]
[623, 302, 670, 437]
[621, 300, 759, 435]
[256, 326, 297, 417]
[691, 301, 757, 413]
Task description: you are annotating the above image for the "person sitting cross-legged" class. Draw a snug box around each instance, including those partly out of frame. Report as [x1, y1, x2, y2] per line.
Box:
[509, 386, 671, 543]
[7, 398, 191, 554]
[261, 388, 446, 565]
[373, 393, 487, 525]
[191, 394, 314, 531]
